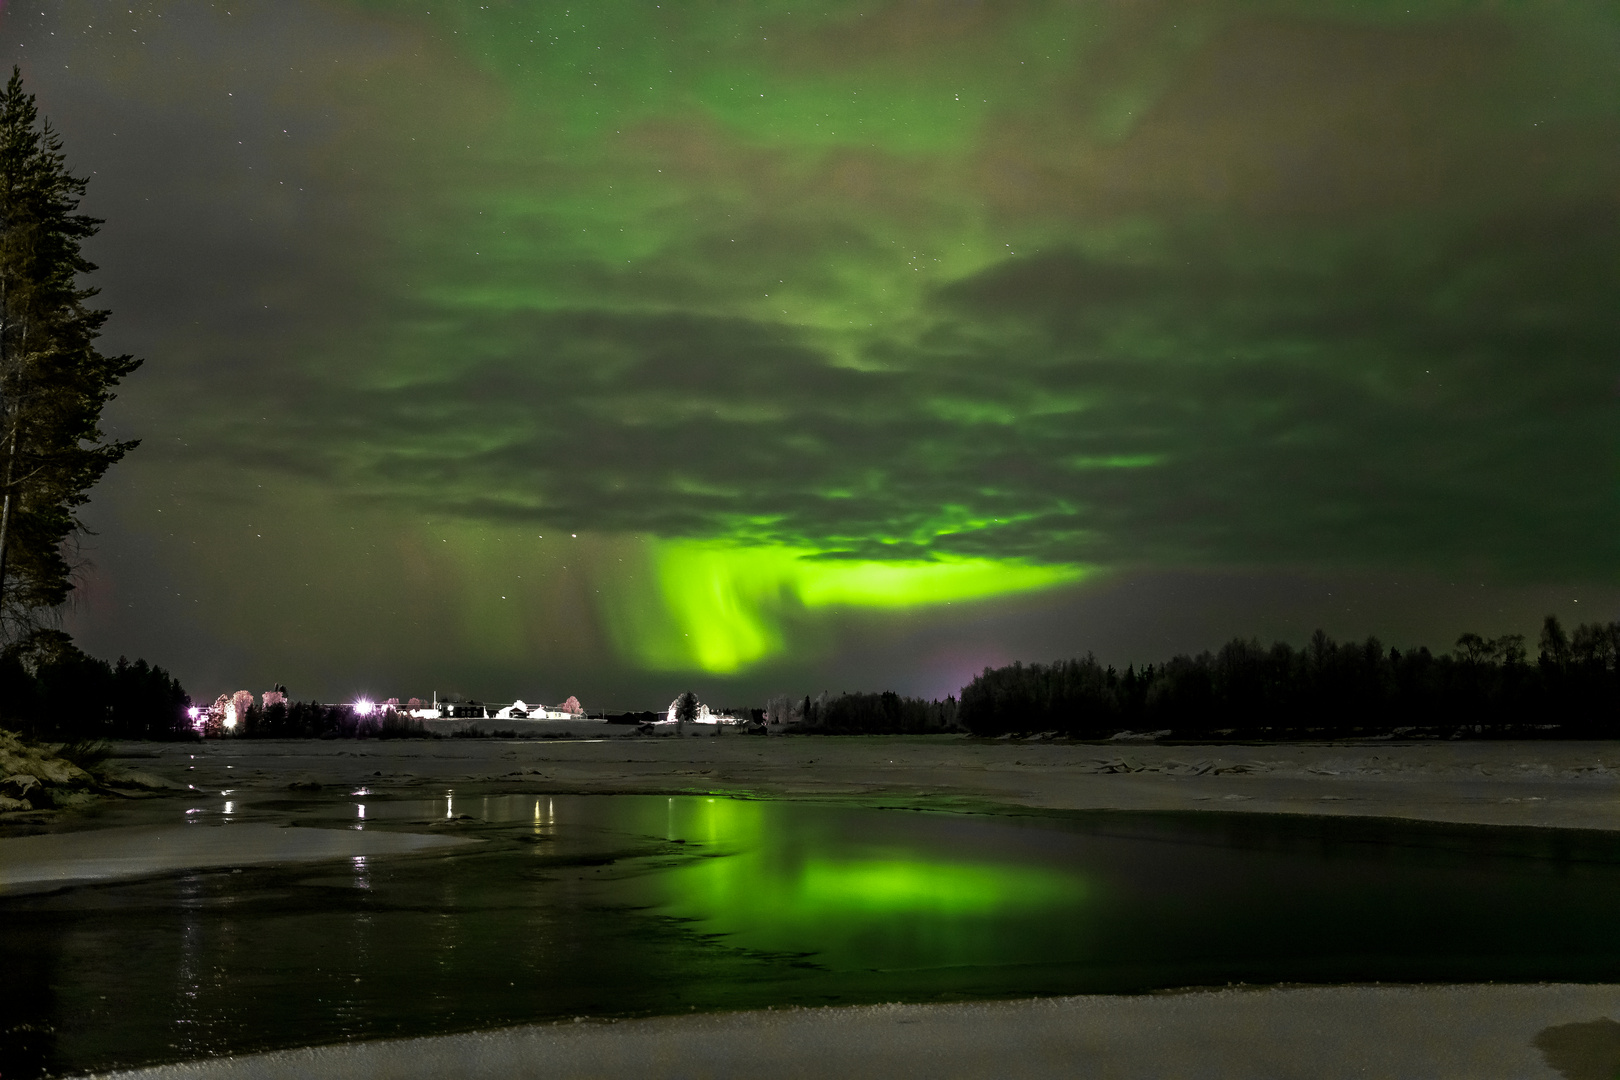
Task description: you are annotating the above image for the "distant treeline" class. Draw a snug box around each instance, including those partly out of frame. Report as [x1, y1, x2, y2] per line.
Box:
[236, 701, 432, 739]
[959, 616, 1620, 739]
[0, 630, 191, 740]
[765, 690, 961, 734]
[606, 710, 661, 725]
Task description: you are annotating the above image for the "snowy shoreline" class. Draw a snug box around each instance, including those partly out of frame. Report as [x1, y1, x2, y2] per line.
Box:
[69, 734, 1620, 835]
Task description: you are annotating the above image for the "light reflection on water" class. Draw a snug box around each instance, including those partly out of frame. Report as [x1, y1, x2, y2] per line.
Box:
[635, 796, 1091, 970]
[340, 793, 1095, 968]
[8, 795, 1620, 1078]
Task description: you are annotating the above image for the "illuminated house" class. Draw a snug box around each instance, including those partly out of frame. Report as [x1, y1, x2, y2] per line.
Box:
[663, 697, 739, 724]
[493, 699, 584, 720]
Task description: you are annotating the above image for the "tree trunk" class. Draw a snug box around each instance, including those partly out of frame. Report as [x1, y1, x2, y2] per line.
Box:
[0, 304, 22, 629]
[0, 419, 18, 623]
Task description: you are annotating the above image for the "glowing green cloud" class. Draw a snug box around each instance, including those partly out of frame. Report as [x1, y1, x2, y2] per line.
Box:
[353, 0, 1098, 152]
[606, 541, 1089, 673]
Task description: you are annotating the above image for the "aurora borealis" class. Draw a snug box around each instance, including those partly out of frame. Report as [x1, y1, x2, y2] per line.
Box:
[3, 0, 1617, 704]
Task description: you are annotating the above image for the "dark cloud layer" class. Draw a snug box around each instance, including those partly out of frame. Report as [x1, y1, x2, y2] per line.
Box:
[2, 0, 1615, 698]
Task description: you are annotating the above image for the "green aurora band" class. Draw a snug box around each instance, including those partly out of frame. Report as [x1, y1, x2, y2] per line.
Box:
[614, 543, 1088, 672]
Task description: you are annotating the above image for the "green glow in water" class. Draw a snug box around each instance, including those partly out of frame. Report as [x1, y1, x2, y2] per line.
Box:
[651, 798, 1088, 964]
[792, 857, 1083, 915]
[670, 850, 1085, 920]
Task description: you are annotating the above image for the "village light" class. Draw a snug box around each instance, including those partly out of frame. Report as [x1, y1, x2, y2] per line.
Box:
[353, 699, 376, 717]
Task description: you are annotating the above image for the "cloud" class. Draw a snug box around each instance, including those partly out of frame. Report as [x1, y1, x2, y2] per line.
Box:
[13, 0, 1620, 681]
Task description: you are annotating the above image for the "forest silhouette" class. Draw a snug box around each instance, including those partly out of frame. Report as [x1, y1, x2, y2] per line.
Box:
[4, 615, 1618, 743]
[775, 615, 1620, 740]
[954, 615, 1620, 739]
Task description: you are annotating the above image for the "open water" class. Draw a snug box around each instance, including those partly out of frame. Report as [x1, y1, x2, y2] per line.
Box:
[7, 792, 1620, 1076]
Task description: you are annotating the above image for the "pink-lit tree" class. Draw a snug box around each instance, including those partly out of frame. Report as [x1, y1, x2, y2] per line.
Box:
[229, 690, 253, 732]
[559, 695, 583, 715]
[206, 693, 231, 736]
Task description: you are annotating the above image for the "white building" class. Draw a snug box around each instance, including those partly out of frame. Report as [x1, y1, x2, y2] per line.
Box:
[663, 696, 740, 724]
[492, 699, 584, 720]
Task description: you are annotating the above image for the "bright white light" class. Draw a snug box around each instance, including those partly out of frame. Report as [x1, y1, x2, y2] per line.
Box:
[353, 699, 376, 717]
[357, 804, 365, 819]
[224, 801, 234, 814]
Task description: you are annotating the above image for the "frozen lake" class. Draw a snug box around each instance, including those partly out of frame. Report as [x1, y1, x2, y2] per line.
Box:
[7, 791, 1620, 1077]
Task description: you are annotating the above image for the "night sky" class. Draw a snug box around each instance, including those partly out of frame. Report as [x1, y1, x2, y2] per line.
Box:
[4, 0, 1617, 707]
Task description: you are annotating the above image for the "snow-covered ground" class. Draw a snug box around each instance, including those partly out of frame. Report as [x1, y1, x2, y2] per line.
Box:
[88, 985, 1620, 1080]
[418, 715, 615, 737]
[71, 735, 1620, 833]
